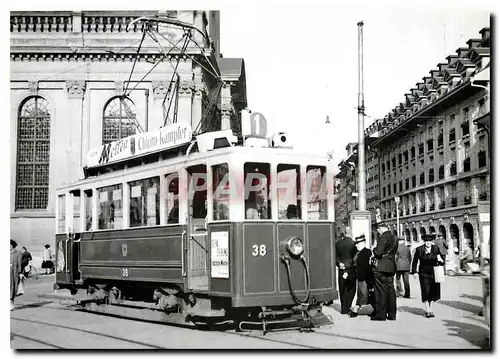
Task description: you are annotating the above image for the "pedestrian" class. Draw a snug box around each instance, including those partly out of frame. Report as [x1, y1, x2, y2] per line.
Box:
[41, 244, 54, 274]
[21, 246, 32, 275]
[349, 234, 374, 317]
[335, 231, 358, 315]
[370, 222, 398, 321]
[395, 237, 412, 298]
[10, 239, 23, 310]
[433, 233, 448, 265]
[411, 233, 445, 318]
[460, 239, 474, 273]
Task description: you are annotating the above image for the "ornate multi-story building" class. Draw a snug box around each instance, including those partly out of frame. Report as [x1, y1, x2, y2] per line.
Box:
[334, 138, 379, 234]
[10, 11, 247, 261]
[365, 27, 490, 255]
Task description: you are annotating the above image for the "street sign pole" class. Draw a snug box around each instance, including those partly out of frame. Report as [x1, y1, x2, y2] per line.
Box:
[395, 196, 400, 237]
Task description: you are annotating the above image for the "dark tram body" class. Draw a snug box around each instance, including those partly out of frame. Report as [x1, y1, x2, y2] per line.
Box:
[54, 129, 338, 332]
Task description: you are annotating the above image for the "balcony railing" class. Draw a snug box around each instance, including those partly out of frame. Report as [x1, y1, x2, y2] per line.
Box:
[429, 203, 435, 211]
[464, 196, 472, 205]
[412, 208, 417, 214]
[419, 206, 425, 212]
[439, 202, 445, 210]
[451, 197, 458, 207]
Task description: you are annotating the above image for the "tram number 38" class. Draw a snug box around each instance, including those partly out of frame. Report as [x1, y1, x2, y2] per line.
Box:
[252, 244, 267, 257]
[121, 268, 129, 277]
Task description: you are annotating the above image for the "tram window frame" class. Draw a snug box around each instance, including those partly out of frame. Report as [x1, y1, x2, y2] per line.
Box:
[212, 163, 230, 221]
[187, 164, 208, 220]
[128, 176, 160, 228]
[57, 194, 65, 233]
[244, 162, 271, 220]
[277, 163, 302, 220]
[97, 184, 123, 230]
[306, 165, 328, 220]
[165, 172, 180, 224]
[71, 190, 81, 233]
[84, 189, 93, 231]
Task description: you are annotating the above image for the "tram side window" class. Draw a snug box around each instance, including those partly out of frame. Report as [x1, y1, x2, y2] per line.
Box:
[84, 190, 93, 231]
[72, 191, 81, 233]
[244, 162, 271, 220]
[277, 164, 301, 220]
[57, 195, 65, 233]
[97, 184, 123, 230]
[188, 165, 207, 219]
[213, 163, 230, 220]
[129, 177, 160, 227]
[306, 166, 327, 220]
[165, 173, 179, 224]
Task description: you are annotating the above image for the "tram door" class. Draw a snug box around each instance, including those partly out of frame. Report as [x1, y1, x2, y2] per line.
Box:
[186, 165, 209, 291]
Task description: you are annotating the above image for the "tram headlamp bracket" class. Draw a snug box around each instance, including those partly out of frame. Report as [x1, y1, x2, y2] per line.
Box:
[280, 237, 304, 259]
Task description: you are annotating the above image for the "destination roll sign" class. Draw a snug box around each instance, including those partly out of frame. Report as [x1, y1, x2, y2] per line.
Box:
[86, 123, 193, 168]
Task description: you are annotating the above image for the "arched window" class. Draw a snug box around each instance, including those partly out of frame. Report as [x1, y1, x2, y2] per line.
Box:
[16, 96, 51, 210]
[102, 97, 138, 144]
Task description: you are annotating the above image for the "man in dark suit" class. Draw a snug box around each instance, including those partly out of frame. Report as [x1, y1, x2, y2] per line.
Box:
[336, 231, 358, 314]
[395, 237, 411, 298]
[371, 222, 398, 321]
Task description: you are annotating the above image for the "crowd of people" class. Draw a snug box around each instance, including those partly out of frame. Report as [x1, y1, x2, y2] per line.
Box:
[9, 240, 53, 311]
[336, 220, 447, 321]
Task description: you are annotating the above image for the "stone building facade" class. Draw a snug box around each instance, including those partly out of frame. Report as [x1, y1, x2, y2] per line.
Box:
[10, 11, 247, 261]
[366, 27, 490, 255]
[334, 138, 379, 234]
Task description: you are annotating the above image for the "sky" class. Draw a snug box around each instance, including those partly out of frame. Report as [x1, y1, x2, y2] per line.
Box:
[218, 2, 491, 165]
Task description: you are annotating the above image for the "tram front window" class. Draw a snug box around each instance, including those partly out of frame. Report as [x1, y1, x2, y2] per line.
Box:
[187, 165, 207, 220]
[277, 164, 301, 220]
[307, 166, 327, 220]
[213, 163, 230, 220]
[244, 162, 271, 220]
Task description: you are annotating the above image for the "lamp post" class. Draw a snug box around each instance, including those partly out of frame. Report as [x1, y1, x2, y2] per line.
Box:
[349, 21, 372, 248]
[395, 196, 400, 237]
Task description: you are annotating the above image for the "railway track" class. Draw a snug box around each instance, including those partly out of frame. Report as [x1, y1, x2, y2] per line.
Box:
[11, 299, 419, 349]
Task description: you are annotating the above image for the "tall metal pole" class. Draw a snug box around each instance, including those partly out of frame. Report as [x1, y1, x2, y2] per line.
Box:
[357, 21, 366, 211]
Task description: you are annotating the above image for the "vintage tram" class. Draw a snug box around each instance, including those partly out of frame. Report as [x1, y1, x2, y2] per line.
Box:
[54, 125, 338, 333]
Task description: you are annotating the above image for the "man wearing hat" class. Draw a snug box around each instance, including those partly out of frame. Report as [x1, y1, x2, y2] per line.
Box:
[370, 220, 398, 321]
[395, 237, 412, 298]
[335, 230, 358, 315]
[349, 234, 375, 317]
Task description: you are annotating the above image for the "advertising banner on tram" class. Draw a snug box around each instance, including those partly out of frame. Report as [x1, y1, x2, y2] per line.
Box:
[86, 123, 192, 168]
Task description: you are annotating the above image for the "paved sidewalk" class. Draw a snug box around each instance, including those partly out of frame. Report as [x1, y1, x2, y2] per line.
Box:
[322, 274, 489, 349]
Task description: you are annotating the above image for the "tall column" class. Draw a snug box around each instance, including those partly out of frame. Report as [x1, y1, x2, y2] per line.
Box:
[65, 80, 86, 183]
[221, 83, 233, 131]
[177, 77, 193, 129]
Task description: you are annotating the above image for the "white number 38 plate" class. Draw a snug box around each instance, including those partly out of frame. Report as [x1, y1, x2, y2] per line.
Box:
[252, 244, 267, 257]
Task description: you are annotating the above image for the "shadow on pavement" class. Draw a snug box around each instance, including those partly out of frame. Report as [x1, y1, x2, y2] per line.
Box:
[11, 301, 53, 312]
[460, 294, 482, 302]
[439, 300, 482, 314]
[442, 319, 490, 350]
[398, 305, 426, 317]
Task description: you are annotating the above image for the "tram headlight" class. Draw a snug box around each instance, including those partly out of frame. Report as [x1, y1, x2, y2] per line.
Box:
[286, 237, 304, 258]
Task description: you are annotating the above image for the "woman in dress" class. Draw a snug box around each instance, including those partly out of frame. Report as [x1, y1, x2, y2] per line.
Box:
[41, 244, 53, 274]
[10, 239, 22, 310]
[411, 233, 444, 318]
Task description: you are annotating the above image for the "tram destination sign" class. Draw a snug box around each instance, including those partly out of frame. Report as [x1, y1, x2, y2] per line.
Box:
[86, 123, 192, 168]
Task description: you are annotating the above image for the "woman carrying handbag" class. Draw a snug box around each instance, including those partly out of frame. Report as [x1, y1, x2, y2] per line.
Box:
[411, 233, 445, 318]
